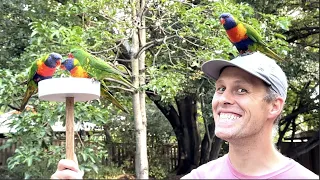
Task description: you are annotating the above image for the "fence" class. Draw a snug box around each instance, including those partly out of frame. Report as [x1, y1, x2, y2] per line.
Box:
[0, 139, 16, 167]
[281, 141, 319, 175]
[2, 138, 318, 175]
[0, 138, 179, 171]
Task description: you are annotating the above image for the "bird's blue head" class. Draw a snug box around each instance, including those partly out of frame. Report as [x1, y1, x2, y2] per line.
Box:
[60, 58, 75, 72]
[219, 13, 238, 30]
[45, 52, 62, 68]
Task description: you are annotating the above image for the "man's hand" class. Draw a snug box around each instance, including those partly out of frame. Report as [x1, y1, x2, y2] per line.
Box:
[51, 154, 84, 179]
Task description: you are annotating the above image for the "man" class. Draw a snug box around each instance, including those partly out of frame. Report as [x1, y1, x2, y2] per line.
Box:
[51, 52, 318, 179]
[181, 52, 318, 179]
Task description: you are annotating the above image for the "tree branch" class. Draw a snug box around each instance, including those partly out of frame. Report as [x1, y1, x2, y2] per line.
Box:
[146, 92, 181, 136]
[89, 40, 127, 55]
[135, 35, 179, 58]
[284, 26, 320, 35]
[107, 86, 134, 93]
[114, 58, 133, 62]
[286, 27, 320, 43]
[280, 104, 318, 126]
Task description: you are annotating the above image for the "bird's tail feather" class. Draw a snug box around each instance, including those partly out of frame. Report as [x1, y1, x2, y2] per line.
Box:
[263, 46, 284, 62]
[101, 83, 129, 113]
[19, 87, 37, 112]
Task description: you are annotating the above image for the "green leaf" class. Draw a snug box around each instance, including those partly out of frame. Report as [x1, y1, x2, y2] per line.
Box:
[81, 152, 88, 161]
[24, 172, 31, 179]
[27, 157, 33, 166]
[274, 33, 286, 40]
[30, 31, 38, 37]
[276, 17, 291, 31]
[37, 37, 43, 45]
[92, 164, 99, 173]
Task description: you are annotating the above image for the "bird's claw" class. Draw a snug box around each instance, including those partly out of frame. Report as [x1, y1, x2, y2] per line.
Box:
[91, 78, 99, 84]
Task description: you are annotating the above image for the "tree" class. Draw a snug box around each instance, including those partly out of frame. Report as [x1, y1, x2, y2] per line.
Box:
[130, 0, 149, 178]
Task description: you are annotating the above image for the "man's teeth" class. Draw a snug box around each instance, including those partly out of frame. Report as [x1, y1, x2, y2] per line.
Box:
[219, 113, 240, 120]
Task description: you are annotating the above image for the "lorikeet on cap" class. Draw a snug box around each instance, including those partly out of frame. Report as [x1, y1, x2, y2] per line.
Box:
[219, 13, 284, 61]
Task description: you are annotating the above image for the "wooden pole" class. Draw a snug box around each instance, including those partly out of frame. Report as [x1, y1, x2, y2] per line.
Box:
[66, 97, 75, 161]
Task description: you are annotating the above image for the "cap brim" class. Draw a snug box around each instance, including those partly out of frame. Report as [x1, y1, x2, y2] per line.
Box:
[201, 59, 237, 80]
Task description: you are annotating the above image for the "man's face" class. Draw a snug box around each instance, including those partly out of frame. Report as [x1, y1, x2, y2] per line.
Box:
[212, 67, 273, 142]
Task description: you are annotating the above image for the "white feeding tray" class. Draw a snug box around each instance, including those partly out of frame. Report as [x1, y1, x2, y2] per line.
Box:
[38, 78, 100, 102]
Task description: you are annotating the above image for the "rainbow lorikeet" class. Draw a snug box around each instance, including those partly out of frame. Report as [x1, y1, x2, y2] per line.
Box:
[68, 49, 133, 88]
[219, 13, 284, 61]
[13, 53, 62, 111]
[60, 58, 129, 113]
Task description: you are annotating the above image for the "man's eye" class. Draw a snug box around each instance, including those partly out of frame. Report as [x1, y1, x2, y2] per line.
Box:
[216, 87, 226, 92]
[237, 88, 247, 94]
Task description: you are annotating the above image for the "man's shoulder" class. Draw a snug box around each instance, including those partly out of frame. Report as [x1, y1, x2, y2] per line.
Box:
[181, 154, 230, 179]
[275, 159, 319, 179]
[289, 160, 319, 178]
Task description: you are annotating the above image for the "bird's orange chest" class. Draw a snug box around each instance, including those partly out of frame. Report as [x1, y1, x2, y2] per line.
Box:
[70, 66, 89, 78]
[226, 23, 248, 43]
[36, 61, 56, 76]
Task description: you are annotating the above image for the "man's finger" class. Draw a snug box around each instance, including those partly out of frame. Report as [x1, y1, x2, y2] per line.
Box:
[57, 159, 79, 172]
[52, 169, 83, 179]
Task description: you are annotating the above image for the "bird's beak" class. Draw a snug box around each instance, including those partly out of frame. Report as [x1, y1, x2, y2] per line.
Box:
[220, 18, 225, 25]
[68, 53, 74, 58]
[56, 60, 61, 67]
[60, 64, 66, 70]
[60, 59, 67, 70]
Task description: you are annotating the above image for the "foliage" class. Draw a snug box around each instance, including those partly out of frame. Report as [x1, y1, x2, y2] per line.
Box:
[6, 146, 63, 179]
[149, 159, 168, 179]
[84, 162, 127, 179]
[0, 0, 318, 178]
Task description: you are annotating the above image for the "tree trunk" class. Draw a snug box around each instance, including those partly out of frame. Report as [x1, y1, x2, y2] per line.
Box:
[147, 93, 200, 175]
[176, 95, 200, 174]
[209, 136, 223, 160]
[131, 0, 148, 178]
[200, 123, 215, 165]
[103, 124, 113, 165]
[138, 0, 148, 177]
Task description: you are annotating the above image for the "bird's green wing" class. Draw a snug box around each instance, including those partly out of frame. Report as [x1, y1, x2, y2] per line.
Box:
[73, 49, 133, 87]
[88, 56, 134, 87]
[20, 55, 47, 111]
[243, 23, 268, 47]
[27, 59, 40, 83]
[244, 23, 284, 61]
[88, 55, 126, 77]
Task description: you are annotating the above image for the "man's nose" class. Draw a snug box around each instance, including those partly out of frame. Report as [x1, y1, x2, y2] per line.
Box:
[218, 90, 234, 105]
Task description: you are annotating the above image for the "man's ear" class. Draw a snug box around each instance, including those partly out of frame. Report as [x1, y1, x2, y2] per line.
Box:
[268, 97, 284, 120]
